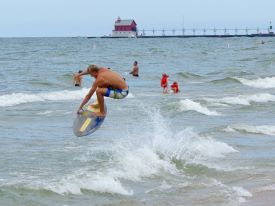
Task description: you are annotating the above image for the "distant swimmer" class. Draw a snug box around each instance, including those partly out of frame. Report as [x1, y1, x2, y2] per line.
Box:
[161, 73, 169, 93]
[171, 81, 179, 93]
[129, 61, 139, 77]
[73, 70, 83, 87]
[76, 64, 129, 116]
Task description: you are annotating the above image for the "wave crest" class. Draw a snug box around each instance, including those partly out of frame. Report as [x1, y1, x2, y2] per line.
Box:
[233, 76, 275, 89]
[179, 99, 221, 116]
[177, 72, 203, 80]
[205, 93, 275, 106]
[0, 89, 90, 107]
[0, 89, 134, 107]
[224, 125, 275, 136]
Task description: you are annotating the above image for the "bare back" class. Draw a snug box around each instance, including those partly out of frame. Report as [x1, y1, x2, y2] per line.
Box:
[132, 66, 139, 75]
[96, 69, 127, 89]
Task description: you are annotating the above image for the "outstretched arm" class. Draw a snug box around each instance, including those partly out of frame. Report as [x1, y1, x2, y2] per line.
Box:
[77, 81, 97, 114]
[76, 69, 89, 79]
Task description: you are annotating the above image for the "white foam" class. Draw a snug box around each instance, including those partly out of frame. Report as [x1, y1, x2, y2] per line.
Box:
[126, 93, 134, 98]
[234, 76, 275, 89]
[0, 88, 90, 107]
[233, 186, 252, 197]
[256, 184, 275, 192]
[149, 110, 237, 170]
[4, 108, 241, 196]
[37, 132, 176, 195]
[49, 109, 237, 196]
[205, 93, 275, 106]
[44, 173, 133, 196]
[112, 145, 175, 181]
[223, 126, 236, 133]
[37, 110, 72, 116]
[0, 88, 134, 107]
[155, 128, 237, 161]
[232, 186, 252, 203]
[37, 110, 54, 115]
[39, 144, 174, 195]
[179, 99, 221, 116]
[41, 145, 172, 195]
[210, 179, 252, 203]
[225, 125, 275, 136]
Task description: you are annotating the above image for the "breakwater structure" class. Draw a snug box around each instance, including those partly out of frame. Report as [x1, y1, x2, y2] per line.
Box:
[94, 17, 275, 38]
[137, 24, 274, 38]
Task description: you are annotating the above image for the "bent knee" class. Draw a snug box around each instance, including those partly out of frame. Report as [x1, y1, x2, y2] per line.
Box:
[96, 88, 106, 95]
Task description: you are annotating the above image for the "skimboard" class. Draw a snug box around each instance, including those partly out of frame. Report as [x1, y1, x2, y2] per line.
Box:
[73, 100, 107, 137]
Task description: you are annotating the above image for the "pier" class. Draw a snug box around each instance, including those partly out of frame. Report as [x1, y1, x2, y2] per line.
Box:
[93, 18, 275, 38]
[137, 26, 274, 38]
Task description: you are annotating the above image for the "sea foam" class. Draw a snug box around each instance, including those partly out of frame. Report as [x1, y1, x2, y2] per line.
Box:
[234, 76, 275, 89]
[232, 186, 253, 203]
[48, 109, 238, 195]
[0, 88, 90, 107]
[179, 99, 221, 116]
[149, 109, 237, 170]
[0, 88, 133, 107]
[38, 144, 173, 195]
[256, 184, 275, 192]
[205, 93, 275, 106]
[4, 107, 239, 196]
[43, 172, 133, 196]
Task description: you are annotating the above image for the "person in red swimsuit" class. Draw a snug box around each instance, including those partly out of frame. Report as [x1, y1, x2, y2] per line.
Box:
[161, 73, 169, 93]
[171, 81, 179, 93]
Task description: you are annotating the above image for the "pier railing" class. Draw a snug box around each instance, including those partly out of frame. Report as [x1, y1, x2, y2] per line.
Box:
[138, 28, 272, 37]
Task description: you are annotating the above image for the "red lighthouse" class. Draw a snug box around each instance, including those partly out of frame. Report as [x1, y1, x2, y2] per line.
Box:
[112, 17, 137, 37]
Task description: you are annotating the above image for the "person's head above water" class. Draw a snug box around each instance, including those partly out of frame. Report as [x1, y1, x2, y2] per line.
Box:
[133, 61, 138, 65]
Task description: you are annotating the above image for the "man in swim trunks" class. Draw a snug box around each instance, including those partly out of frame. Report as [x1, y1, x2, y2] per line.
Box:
[129, 61, 139, 77]
[76, 64, 129, 116]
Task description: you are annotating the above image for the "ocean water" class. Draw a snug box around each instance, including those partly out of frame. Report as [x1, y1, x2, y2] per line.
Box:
[0, 37, 275, 206]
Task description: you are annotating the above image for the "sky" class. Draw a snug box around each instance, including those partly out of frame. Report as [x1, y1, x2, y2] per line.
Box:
[0, 0, 275, 37]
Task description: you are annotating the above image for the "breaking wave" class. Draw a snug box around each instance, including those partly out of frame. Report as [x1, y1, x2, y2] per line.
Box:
[0, 88, 90, 107]
[8, 109, 237, 196]
[233, 76, 275, 89]
[179, 99, 221, 116]
[0, 88, 134, 107]
[205, 93, 275, 106]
